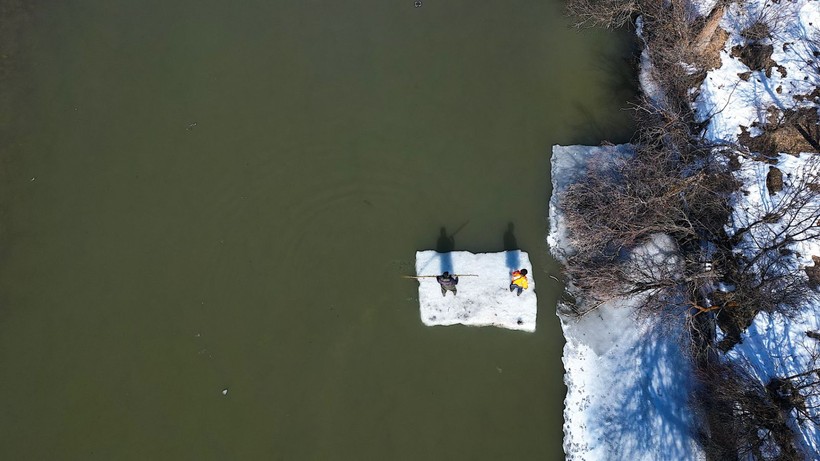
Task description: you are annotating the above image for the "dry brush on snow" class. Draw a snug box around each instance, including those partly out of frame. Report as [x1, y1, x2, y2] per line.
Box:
[560, 0, 820, 459]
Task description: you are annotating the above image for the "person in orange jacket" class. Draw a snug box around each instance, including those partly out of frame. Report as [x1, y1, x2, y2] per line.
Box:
[510, 269, 528, 296]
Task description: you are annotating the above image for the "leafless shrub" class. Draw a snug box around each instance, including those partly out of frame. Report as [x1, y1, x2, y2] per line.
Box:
[561, 0, 818, 325]
[633, 1, 726, 116]
[727, 156, 820, 306]
[698, 154, 820, 350]
[569, 0, 736, 106]
[770, 370, 820, 429]
[784, 108, 820, 152]
[736, 0, 793, 45]
[736, 107, 819, 159]
[768, 334, 820, 435]
[558, 136, 734, 315]
[741, 20, 771, 42]
[693, 334, 820, 460]
[693, 360, 803, 460]
[562, 1, 820, 459]
[565, 0, 640, 29]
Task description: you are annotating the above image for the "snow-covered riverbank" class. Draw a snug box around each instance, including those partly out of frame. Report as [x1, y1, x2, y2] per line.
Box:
[554, 1, 820, 459]
[550, 145, 704, 460]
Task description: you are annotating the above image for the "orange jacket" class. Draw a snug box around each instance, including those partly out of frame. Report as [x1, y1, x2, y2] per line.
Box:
[511, 271, 528, 289]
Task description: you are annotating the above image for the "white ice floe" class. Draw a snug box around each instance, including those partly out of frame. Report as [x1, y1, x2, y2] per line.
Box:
[415, 250, 537, 332]
[551, 145, 705, 461]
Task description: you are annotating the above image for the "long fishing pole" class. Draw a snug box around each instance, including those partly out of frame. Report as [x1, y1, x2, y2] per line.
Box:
[449, 220, 470, 238]
[402, 274, 479, 279]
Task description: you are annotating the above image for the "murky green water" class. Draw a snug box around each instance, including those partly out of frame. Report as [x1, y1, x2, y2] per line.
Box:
[0, 1, 634, 459]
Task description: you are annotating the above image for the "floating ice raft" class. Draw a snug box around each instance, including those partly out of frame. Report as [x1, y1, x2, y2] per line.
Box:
[415, 250, 537, 332]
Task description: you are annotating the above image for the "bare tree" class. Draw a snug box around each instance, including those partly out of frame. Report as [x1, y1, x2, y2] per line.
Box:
[565, 0, 640, 29]
[557, 135, 734, 315]
[693, 360, 803, 461]
[716, 155, 820, 335]
[560, 1, 820, 459]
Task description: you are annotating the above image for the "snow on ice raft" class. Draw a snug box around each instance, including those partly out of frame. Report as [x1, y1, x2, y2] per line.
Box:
[414, 250, 537, 332]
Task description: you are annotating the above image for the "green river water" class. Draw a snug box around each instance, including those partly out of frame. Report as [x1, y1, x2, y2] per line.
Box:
[0, 1, 634, 459]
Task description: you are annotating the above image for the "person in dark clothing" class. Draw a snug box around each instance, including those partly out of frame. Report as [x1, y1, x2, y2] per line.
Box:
[436, 271, 459, 297]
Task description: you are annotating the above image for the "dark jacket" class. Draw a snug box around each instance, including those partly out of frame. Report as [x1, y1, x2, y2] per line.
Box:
[436, 274, 459, 288]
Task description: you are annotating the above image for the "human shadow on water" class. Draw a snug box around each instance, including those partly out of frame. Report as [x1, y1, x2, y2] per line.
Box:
[436, 226, 455, 274]
[503, 222, 520, 271]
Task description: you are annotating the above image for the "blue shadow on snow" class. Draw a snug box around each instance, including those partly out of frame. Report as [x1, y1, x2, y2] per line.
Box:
[503, 222, 520, 270]
[436, 226, 454, 274]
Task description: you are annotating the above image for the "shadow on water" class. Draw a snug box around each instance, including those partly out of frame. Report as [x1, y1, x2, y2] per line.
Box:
[436, 226, 455, 273]
[503, 222, 520, 270]
[434, 221, 471, 274]
[566, 35, 640, 146]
